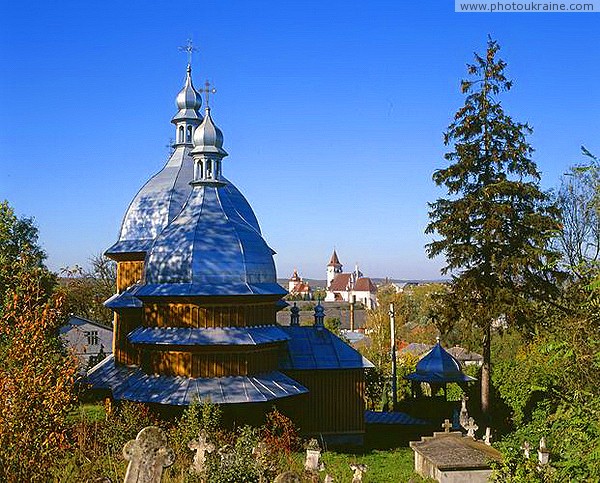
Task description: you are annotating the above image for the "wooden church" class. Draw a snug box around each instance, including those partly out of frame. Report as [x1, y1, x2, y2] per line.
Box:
[87, 61, 372, 444]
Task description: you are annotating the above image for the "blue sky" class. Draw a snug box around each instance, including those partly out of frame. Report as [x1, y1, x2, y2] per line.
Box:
[1, 1, 598, 280]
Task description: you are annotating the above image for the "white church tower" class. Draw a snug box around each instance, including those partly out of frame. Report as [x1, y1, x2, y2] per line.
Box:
[326, 249, 342, 289]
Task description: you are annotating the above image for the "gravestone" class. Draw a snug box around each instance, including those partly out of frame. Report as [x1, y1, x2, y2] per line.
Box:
[123, 426, 174, 483]
[273, 471, 302, 483]
[441, 419, 452, 433]
[324, 475, 334, 483]
[483, 427, 492, 446]
[350, 463, 368, 482]
[410, 431, 502, 483]
[304, 438, 322, 472]
[538, 437, 550, 465]
[464, 417, 479, 439]
[459, 396, 469, 428]
[522, 441, 531, 459]
[188, 430, 215, 475]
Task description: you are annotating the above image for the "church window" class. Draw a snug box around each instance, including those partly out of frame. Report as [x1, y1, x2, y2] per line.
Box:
[178, 126, 184, 143]
[186, 125, 193, 142]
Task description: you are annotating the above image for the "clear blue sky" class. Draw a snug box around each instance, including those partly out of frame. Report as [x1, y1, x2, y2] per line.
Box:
[1, 1, 598, 280]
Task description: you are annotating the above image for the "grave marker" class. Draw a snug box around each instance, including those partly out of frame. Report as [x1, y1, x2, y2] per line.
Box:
[123, 426, 174, 483]
[188, 430, 215, 475]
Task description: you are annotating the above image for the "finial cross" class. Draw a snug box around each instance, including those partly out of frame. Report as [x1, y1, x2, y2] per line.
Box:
[178, 39, 198, 66]
[202, 80, 217, 107]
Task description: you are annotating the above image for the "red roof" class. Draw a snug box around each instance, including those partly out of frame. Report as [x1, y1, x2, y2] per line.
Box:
[354, 277, 377, 293]
[328, 249, 341, 267]
[329, 273, 352, 292]
[290, 281, 311, 294]
[289, 269, 301, 282]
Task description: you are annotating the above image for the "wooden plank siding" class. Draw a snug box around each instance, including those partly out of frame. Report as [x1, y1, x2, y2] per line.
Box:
[143, 302, 277, 328]
[284, 369, 366, 434]
[141, 345, 281, 377]
[117, 261, 144, 292]
[113, 310, 141, 365]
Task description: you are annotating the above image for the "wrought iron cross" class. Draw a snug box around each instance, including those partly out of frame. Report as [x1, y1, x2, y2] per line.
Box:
[178, 39, 198, 66]
[202, 80, 217, 107]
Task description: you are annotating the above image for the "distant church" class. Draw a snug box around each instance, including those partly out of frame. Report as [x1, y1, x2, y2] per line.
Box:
[287, 269, 312, 298]
[324, 250, 378, 309]
[87, 60, 371, 443]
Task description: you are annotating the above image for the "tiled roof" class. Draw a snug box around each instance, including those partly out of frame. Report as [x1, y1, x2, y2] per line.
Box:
[328, 273, 352, 292]
[353, 277, 377, 293]
[290, 282, 311, 294]
[328, 250, 341, 266]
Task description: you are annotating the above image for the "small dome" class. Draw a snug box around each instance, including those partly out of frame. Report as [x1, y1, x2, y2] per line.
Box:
[192, 108, 227, 156]
[405, 342, 476, 383]
[176, 65, 202, 111]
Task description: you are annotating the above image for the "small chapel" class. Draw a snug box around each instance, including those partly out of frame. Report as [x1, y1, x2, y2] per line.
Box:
[87, 60, 372, 444]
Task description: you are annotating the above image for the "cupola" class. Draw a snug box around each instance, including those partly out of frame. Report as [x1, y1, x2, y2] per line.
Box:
[172, 65, 203, 146]
[190, 107, 228, 185]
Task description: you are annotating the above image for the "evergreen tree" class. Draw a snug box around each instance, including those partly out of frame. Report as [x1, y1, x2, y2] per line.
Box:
[425, 39, 561, 415]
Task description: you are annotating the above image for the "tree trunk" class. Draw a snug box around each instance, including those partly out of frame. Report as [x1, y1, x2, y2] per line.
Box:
[481, 323, 491, 416]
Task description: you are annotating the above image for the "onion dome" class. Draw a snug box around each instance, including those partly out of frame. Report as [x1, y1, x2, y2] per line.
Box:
[171, 65, 203, 123]
[191, 107, 227, 157]
[405, 341, 477, 383]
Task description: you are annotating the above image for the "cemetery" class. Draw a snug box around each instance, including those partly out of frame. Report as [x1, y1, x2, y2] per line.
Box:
[2, 3, 599, 482]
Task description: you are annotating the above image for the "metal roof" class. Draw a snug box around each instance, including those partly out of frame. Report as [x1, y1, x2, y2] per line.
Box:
[171, 65, 203, 123]
[127, 326, 290, 346]
[364, 410, 430, 425]
[280, 326, 374, 370]
[86, 356, 307, 405]
[142, 184, 280, 297]
[405, 343, 477, 384]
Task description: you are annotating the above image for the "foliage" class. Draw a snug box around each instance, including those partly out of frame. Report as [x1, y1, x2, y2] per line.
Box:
[555, 146, 600, 281]
[58, 253, 116, 324]
[425, 38, 561, 413]
[261, 407, 301, 454]
[0, 258, 78, 482]
[324, 316, 341, 335]
[0, 200, 56, 314]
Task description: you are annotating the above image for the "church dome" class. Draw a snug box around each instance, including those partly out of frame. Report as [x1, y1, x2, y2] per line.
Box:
[406, 342, 476, 383]
[172, 65, 202, 123]
[191, 108, 227, 156]
[138, 183, 284, 297]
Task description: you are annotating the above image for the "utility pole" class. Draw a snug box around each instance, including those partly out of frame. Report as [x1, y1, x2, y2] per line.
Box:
[389, 302, 397, 411]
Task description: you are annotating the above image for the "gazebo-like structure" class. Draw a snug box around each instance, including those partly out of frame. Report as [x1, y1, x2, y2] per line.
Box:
[405, 340, 476, 399]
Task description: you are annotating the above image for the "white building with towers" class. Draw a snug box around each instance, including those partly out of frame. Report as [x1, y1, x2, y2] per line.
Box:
[324, 250, 378, 309]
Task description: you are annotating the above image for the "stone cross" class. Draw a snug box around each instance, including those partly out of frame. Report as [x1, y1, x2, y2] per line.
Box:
[538, 437, 550, 465]
[304, 439, 322, 472]
[464, 417, 479, 439]
[483, 427, 492, 445]
[188, 430, 215, 475]
[350, 463, 368, 483]
[441, 419, 452, 433]
[123, 426, 174, 483]
[522, 441, 531, 459]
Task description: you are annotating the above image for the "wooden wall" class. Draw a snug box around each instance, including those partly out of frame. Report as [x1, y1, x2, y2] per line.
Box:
[143, 302, 277, 328]
[283, 369, 365, 434]
[117, 261, 144, 292]
[140, 344, 281, 377]
[113, 310, 141, 365]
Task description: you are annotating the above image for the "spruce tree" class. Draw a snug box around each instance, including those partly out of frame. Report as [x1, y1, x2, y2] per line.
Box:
[426, 39, 560, 415]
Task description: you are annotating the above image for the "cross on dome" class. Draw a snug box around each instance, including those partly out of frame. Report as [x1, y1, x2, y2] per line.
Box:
[202, 80, 217, 108]
[178, 38, 198, 67]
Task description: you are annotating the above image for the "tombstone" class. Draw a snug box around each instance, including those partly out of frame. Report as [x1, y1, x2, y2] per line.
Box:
[538, 437, 550, 465]
[441, 419, 452, 433]
[483, 427, 492, 446]
[410, 431, 502, 483]
[188, 430, 215, 475]
[304, 438, 322, 472]
[464, 417, 479, 439]
[350, 463, 368, 482]
[273, 471, 302, 483]
[522, 441, 531, 459]
[123, 426, 174, 483]
[324, 475, 334, 483]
